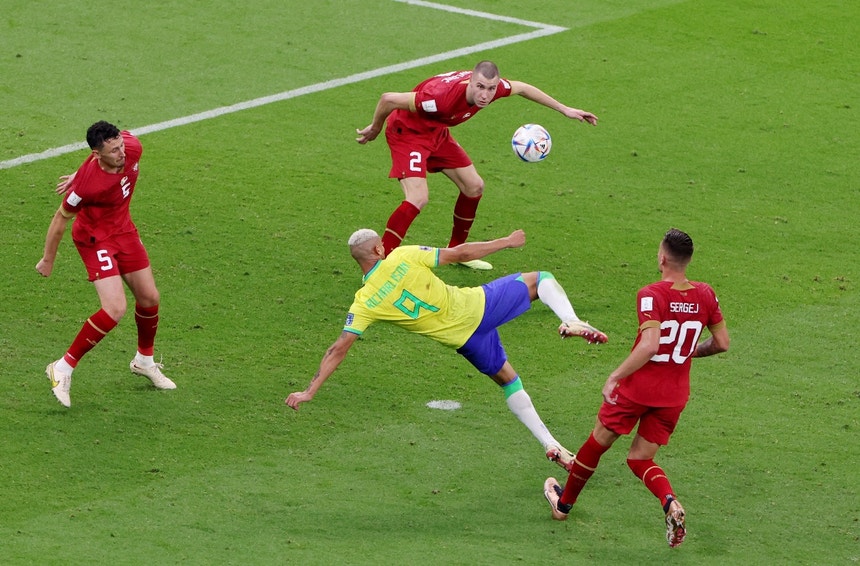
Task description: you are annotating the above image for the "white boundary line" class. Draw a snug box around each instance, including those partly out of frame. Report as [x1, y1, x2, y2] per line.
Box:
[0, 2, 566, 170]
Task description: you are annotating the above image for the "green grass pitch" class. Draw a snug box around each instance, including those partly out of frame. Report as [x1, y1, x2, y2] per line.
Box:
[1, 0, 857, 563]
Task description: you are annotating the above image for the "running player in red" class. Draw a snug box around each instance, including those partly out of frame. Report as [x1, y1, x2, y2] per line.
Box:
[36, 121, 176, 408]
[356, 60, 597, 270]
[543, 228, 730, 548]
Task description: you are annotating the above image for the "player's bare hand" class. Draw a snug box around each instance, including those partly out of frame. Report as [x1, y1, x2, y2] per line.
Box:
[507, 229, 526, 248]
[355, 125, 380, 144]
[56, 173, 76, 195]
[602, 377, 619, 405]
[35, 258, 53, 277]
[565, 108, 598, 126]
[285, 391, 312, 411]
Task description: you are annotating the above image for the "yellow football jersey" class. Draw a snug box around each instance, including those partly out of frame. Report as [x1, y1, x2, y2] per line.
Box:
[344, 246, 484, 348]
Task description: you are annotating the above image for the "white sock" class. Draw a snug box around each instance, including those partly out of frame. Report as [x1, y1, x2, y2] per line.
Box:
[537, 273, 578, 323]
[55, 358, 74, 375]
[506, 388, 559, 449]
[134, 353, 155, 366]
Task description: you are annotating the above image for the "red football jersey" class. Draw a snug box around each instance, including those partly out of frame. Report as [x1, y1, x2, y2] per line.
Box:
[62, 131, 142, 245]
[616, 280, 724, 407]
[389, 70, 513, 133]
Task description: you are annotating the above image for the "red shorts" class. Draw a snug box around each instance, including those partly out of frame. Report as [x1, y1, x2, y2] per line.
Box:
[75, 231, 151, 281]
[385, 124, 471, 179]
[598, 392, 685, 446]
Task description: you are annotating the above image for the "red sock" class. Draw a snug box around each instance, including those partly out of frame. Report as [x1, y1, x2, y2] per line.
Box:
[628, 458, 675, 508]
[560, 432, 611, 506]
[448, 193, 482, 247]
[382, 201, 420, 255]
[135, 303, 159, 356]
[64, 309, 119, 368]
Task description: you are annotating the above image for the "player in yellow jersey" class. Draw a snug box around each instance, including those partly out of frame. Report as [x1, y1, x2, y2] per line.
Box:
[285, 228, 607, 471]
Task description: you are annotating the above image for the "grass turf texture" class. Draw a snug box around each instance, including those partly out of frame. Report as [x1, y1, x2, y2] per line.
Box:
[1, 0, 858, 563]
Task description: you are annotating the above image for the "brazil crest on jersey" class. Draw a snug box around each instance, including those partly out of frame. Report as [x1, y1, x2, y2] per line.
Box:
[344, 246, 484, 348]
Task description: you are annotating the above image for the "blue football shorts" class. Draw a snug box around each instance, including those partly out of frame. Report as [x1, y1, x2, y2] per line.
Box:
[456, 273, 532, 376]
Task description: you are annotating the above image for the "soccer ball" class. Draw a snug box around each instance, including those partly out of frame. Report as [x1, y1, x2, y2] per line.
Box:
[511, 124, 552, 162]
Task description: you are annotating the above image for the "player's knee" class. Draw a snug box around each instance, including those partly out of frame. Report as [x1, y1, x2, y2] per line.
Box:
[136, 289, 160, 308]
[408, 194, 429, 209]
[102, 301, 128, 322]
[519, 272, 539, 294]
[463, 178, 484, 197]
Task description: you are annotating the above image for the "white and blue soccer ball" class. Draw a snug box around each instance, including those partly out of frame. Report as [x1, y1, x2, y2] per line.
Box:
[511, 124, 552, 162]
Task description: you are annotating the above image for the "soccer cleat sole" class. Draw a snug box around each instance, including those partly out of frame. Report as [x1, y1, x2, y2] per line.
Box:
[665, 499, 687, 548]
[546, 446, 576, 473]
[559, 321, 608, 344]
[543, 477, 569, 521]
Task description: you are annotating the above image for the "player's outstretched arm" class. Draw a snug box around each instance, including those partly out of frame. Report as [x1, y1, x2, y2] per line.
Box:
[438, 229, 526, 266]
[356, 91, 416, 144]
[285, 331, 360, 411]
[509, 80, 598, 125]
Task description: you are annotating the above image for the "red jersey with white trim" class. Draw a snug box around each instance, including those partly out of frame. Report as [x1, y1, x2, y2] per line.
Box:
[62, 131, 142, 245]
[616, 280, 724, 407]
[388, 70, 513, 134]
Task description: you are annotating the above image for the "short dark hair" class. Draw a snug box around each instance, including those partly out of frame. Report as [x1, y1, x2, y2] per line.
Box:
[662, 228, 694, 263]
[86, 121, 121, 150]
[473, 60, 499, 80]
